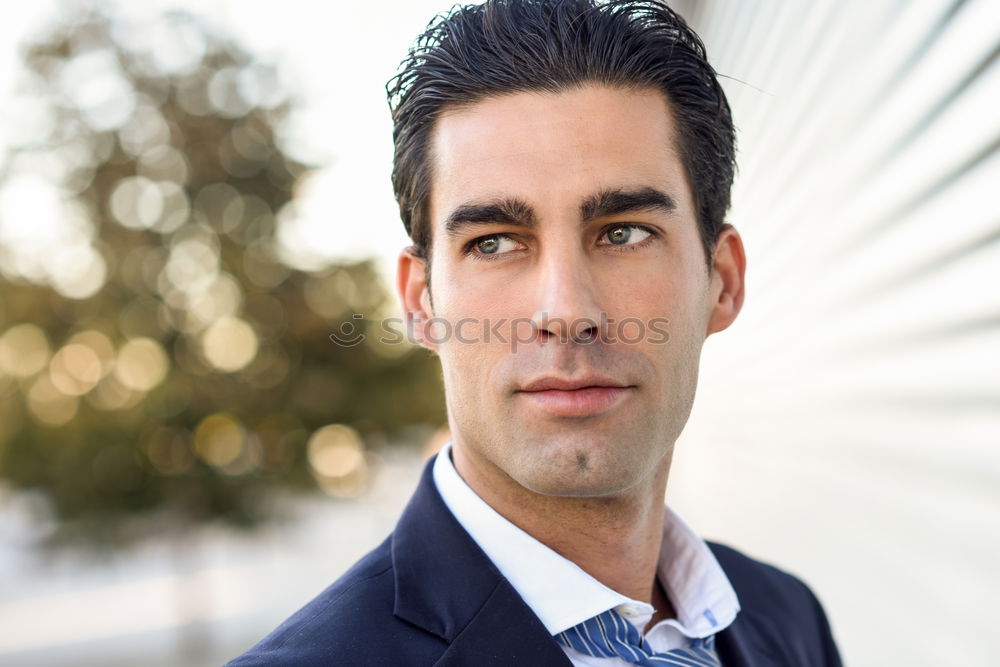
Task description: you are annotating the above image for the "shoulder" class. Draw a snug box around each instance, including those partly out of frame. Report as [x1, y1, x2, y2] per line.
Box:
[708, 540, 819, 608]
[707, 541, 842, 666]
[225, 536, 444, 667]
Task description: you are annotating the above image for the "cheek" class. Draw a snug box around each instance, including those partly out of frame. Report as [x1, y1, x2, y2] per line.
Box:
[631, 277, 706, 382]
[432, 261, 524, 321]
[605, 270, 676, 323]
[436, 320, 502, 394]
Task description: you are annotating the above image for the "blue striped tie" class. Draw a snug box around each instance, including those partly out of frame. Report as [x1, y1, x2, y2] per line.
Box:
[555, 608, 722, 666]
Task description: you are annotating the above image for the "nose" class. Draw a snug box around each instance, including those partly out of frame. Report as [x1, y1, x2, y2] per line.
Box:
[530, 242, 605, 344]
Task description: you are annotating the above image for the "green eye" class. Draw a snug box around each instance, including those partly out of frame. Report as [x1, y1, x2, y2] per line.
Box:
[469, 234, 518, 257]
[607, 226, 632, 245]
[603, 225, 651, 246]
[476, 236, 501, 254]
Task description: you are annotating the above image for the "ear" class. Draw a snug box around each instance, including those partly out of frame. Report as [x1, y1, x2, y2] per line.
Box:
[706, 224, 746, 336]
[397, 246, 437, 351]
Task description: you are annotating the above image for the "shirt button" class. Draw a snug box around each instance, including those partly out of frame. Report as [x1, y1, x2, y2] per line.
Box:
[618, 606, 639, 619]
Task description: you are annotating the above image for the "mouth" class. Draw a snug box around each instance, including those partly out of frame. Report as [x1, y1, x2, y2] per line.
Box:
[516, 376, 635, 417]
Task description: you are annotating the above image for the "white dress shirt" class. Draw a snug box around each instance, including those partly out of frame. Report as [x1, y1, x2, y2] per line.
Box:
[432, 441, 740, 666]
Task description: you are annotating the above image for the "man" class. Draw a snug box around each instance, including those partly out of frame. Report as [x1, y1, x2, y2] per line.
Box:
[229, 1, 842, 665]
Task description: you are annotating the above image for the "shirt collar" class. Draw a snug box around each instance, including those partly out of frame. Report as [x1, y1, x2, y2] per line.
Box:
[432, 441, 740, 637]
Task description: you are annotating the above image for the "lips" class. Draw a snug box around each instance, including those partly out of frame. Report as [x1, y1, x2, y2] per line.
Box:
[517, 375, 634, 417]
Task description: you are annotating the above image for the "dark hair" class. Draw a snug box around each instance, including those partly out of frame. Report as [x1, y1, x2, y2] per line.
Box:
[387, 0, 735, 267]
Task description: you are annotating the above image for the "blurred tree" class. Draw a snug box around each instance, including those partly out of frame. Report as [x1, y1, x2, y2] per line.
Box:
[0, 6, 445, 552]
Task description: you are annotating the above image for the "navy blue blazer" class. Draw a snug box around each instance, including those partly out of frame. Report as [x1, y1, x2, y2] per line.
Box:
[228, 456, 842, 666]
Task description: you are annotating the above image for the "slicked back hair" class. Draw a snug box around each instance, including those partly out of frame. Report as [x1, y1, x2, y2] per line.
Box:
[387, 0, 735, 269]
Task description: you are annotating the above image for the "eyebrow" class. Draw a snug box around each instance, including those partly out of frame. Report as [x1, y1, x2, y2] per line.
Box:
[442, 186, 677, 239]
[444, 198, 536, 238]
[579, 187, 677, 222]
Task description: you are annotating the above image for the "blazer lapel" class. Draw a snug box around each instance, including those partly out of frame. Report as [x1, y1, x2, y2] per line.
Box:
[391, 456, 571, 666]
[432, 578, 574, 666]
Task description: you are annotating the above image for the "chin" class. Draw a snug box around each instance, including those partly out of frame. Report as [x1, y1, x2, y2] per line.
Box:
[506, 430, 633, 490]
[513, 458, 642, 499]
[521, 477, 639, 499]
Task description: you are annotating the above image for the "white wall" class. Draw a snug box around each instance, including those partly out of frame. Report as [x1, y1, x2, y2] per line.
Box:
[670, 2, 1000, 665]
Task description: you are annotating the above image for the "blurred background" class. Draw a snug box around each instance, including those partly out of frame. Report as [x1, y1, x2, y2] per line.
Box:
[0, 0, 995, 665]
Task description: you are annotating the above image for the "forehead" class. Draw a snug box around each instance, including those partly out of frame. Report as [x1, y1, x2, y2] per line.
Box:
[427, 84, 693, 227]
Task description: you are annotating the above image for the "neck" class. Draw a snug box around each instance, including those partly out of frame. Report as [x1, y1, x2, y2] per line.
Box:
[450, 442, 672, 605]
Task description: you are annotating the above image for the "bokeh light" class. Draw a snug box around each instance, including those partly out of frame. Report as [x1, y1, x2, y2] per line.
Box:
[48, 343, 104, 396]
[0, 323, 51, 378]
[306, 423, 368, 497]
[186, 272, 243, 328]
[27, 374, 79, 426]
[201, 316, 259, 372]
[113, 337, 169, 392]
[109, 176, 166, 229]
[194, 412, 245, 469]
[49, 243, 108, 299]
[164, 230, 220, 295]
[58, 49, 136, 131]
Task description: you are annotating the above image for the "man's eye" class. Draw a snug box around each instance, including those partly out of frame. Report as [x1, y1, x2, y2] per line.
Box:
[469, 234, 518, 256]
[600, 224, 652, 246]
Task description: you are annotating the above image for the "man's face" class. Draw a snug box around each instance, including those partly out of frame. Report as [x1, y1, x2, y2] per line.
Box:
[400, 84, 742, 500]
